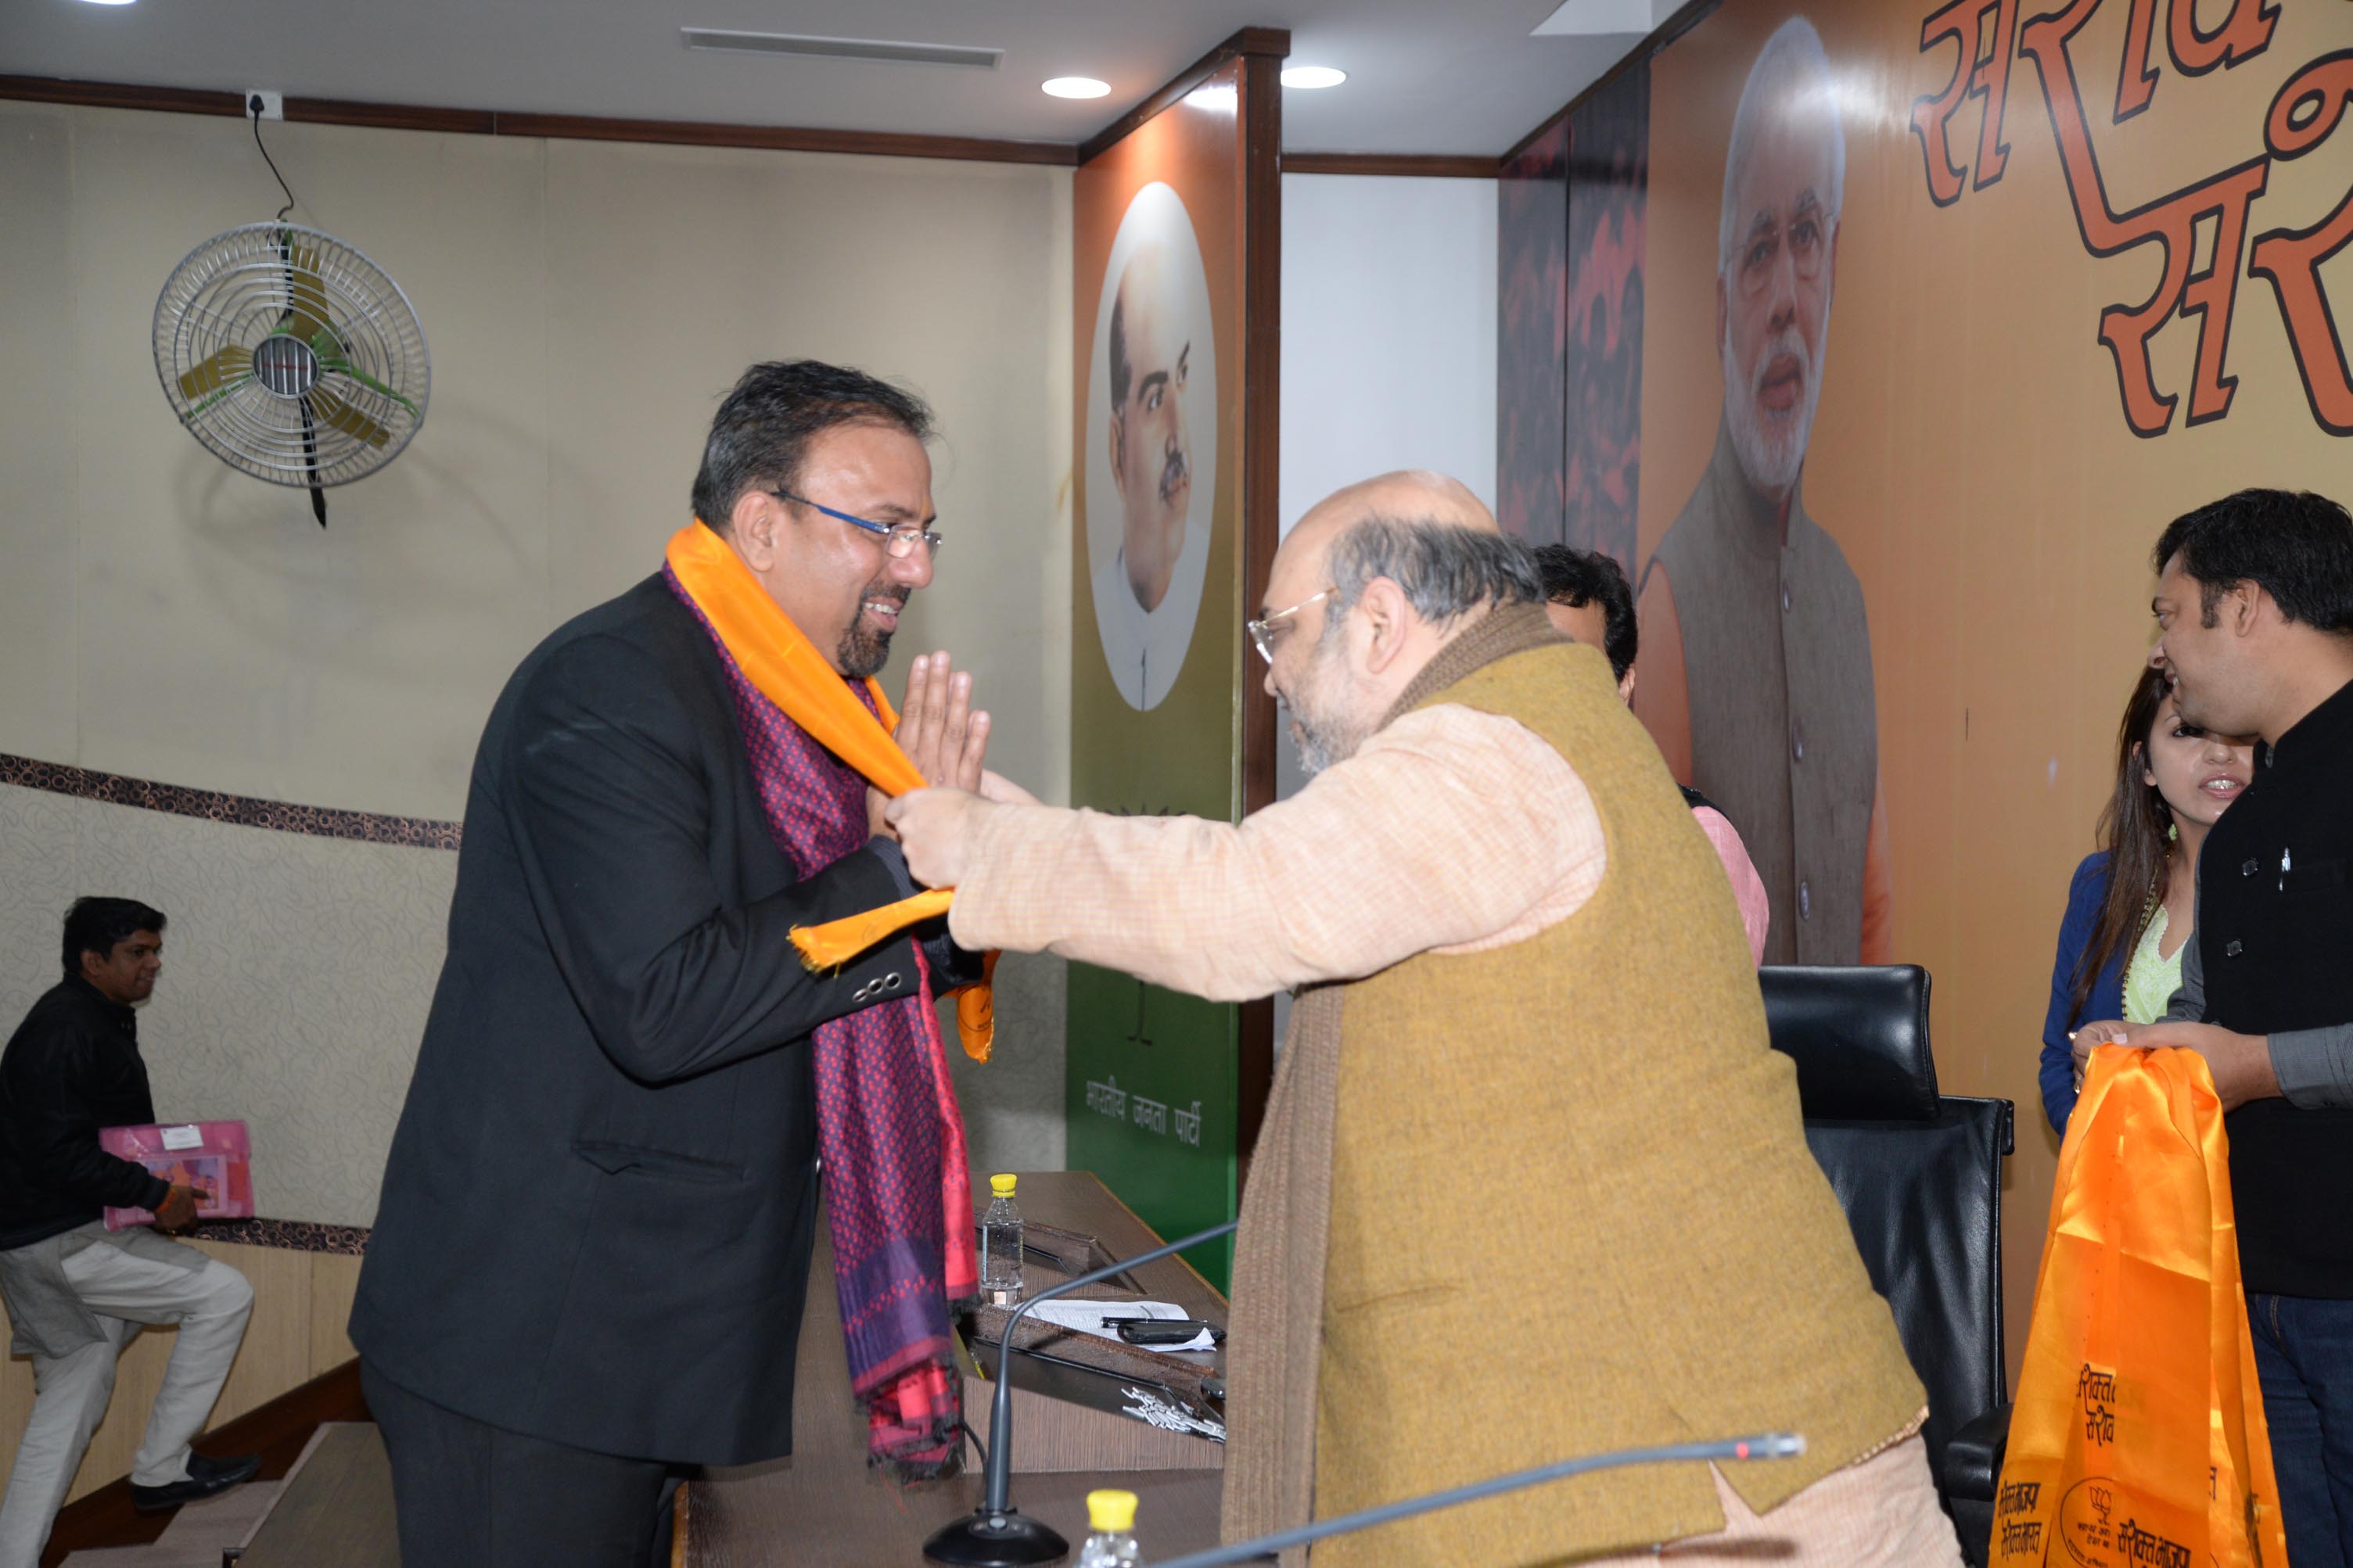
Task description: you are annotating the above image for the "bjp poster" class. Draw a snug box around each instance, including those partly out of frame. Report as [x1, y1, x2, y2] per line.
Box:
[1067, 58, 1261, 1289]
[1503, 0, 2352, 1409]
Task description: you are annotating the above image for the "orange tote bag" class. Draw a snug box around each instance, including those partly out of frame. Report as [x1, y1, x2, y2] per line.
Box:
[1991, 1046, 2286, 1568]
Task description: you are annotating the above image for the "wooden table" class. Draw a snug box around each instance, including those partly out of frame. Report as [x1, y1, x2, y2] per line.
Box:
[238, 1175, 1222, 1565]
[684, 1172, 1227, 1566]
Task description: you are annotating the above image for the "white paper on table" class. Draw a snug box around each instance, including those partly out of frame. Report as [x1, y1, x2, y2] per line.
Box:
[1022, 1298, 1215, 1352]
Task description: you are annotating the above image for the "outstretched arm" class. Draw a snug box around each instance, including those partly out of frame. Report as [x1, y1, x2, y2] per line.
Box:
[896, 706, 1601, 1003]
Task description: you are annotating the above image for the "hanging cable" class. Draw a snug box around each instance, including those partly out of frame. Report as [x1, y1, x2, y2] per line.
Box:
[249, 95, 299, 222]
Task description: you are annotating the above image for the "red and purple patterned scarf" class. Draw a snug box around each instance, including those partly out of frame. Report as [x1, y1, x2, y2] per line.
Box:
[670, 569, 977, 1477]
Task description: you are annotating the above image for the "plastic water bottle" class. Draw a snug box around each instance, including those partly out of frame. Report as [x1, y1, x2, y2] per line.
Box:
[980, 1172, 1024, 1305]
[1076, 1488, 1141, 1567]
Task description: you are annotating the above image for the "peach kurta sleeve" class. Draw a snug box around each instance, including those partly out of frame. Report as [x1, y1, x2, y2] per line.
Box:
[1691, 804, 1770, 967]
[946, 704, 1605, 1002]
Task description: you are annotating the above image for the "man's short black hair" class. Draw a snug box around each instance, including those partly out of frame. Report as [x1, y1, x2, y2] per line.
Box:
[1108, 290, 1132, 413]
[2152, 488, 2353, 632]
[1532, 544, 1639, 680]
[63, 897, 165, 977]
[688, 361, 934, 536]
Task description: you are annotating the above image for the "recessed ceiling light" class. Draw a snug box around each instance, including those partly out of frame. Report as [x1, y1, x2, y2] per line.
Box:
[1042, 77, 1110, 99]
[1281, 66, 1347, 89]
[77, 0, 138, 7]
[1184, 84, 1238, 112]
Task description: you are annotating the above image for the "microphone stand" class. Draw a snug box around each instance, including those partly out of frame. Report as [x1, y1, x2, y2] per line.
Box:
[925, 1218, 1241, 1566]
[1146, 1431, 1806, 1568]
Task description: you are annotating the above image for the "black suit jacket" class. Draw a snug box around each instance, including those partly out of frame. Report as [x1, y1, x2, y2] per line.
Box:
[351, 574, 958, 1464]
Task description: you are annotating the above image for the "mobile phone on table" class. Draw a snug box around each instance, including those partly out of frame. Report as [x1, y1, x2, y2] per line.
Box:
[1107, 1317, 1220, 1347]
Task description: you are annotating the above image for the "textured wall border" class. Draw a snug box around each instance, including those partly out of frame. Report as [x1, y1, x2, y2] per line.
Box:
[199, 1218, 370, 1257]
[0, 755, 461, 851]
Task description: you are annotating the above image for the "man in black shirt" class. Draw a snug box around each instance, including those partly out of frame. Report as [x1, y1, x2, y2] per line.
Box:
[2074, 489, 2353, 1566]
[0, 899, 258, 1567]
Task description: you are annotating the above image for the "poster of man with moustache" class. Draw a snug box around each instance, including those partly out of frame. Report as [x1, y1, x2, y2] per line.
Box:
[1633, 15, 1891, 966]
[1067, 74, 1250, 1288]
[1087, 181, 1218, 712]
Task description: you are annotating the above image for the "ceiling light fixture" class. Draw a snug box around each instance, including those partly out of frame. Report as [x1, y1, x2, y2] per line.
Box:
[1042, 77, 1111, 99]
[1184, 84, 1238, 112]
[1281, 66, 1347, 89]
[77, 0, 138, 7]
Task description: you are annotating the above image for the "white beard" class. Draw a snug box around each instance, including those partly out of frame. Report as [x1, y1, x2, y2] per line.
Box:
[1283, 641, 1363, 775]
[1723, 318, 1827, 499]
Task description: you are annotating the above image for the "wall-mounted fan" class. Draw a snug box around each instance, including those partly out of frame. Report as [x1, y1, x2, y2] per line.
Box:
[152, 221, 430, 526]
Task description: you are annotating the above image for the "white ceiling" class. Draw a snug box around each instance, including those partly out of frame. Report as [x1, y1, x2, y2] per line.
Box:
[2, 0, 1651, 157]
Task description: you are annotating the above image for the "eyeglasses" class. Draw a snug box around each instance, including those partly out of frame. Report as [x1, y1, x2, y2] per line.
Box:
[771, 490, 944, 559]
[1247, 587, 1335, 666]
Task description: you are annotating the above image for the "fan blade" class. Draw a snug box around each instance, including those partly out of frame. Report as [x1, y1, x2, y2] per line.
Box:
[177, 345, 253, 404]
[299, 394, 329, 528]
[314, 355, 420, 418]
[309, 386, 392, 448]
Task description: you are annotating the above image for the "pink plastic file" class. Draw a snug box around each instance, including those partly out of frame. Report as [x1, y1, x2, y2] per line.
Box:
[99, 1121, 254, 1230]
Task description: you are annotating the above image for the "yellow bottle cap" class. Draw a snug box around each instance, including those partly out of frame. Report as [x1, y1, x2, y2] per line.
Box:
[1087, 1488, 1137, 1534]
[990, 1174, 1017, 1198]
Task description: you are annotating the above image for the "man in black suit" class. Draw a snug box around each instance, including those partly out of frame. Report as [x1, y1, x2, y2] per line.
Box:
[350, 361, 990, 1567]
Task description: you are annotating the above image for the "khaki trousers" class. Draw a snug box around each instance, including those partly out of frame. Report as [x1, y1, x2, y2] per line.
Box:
[1581, 1433, 1964, 1566]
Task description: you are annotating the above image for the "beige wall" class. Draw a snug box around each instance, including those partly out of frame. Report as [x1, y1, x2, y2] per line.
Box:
[0, 99, 1076, 1220]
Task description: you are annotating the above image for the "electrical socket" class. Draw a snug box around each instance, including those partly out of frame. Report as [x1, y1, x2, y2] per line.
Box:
[246, 90, 283, 121]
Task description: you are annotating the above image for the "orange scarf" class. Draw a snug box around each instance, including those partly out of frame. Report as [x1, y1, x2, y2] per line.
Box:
[1992, 1045, 2283, 1566]
[664, 521, 994, 1060]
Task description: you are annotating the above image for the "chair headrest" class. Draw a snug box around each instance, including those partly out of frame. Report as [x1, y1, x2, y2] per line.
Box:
[1758, 964, 1938, 1121]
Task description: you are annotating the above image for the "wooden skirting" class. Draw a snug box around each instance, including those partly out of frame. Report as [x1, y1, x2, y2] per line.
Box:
[41, 1358, 367, 1566]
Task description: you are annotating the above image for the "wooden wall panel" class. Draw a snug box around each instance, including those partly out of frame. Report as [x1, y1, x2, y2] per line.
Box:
[307, 1255, 363, 1376]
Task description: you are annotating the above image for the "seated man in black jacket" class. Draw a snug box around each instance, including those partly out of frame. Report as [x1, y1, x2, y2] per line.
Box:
[0, 898, 258, 1567]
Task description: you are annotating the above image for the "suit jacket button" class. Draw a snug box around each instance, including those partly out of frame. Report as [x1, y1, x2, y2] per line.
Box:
[2225, 939, 2244, 957]
[2243, 859, 2259, 876]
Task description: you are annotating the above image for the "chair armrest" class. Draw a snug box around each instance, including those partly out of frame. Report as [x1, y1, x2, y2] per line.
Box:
[1943, 1401, 2012, 1502]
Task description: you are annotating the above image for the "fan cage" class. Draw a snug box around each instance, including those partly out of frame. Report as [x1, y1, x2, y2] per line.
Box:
[152, 223, 430, 490]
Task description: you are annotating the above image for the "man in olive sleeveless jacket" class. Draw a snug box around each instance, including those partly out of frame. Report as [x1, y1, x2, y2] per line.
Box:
[891, 473, 1951, 1566]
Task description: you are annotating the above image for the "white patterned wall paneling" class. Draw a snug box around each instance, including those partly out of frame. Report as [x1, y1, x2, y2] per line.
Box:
[0, 783, 450, 1227]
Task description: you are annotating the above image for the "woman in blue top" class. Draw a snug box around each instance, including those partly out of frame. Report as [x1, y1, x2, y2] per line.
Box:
[2041, 666, 2255, 1132]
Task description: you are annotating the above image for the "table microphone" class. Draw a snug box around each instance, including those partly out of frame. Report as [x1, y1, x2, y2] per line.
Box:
[1146, 1431, 1807, 1568]
[924, 1218, 1241, 1567]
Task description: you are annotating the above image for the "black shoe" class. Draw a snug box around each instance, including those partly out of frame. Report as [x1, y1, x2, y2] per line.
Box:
[128, 1451, 262, 1514]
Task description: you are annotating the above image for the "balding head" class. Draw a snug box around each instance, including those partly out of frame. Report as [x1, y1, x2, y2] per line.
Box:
[1275, 470, 1500, 602]
[1260, 471, 1539, 772]
[1285, 469, 1495, 570]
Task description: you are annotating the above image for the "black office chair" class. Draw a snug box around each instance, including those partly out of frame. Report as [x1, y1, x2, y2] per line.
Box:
[1759, 964, 2012, 1567]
